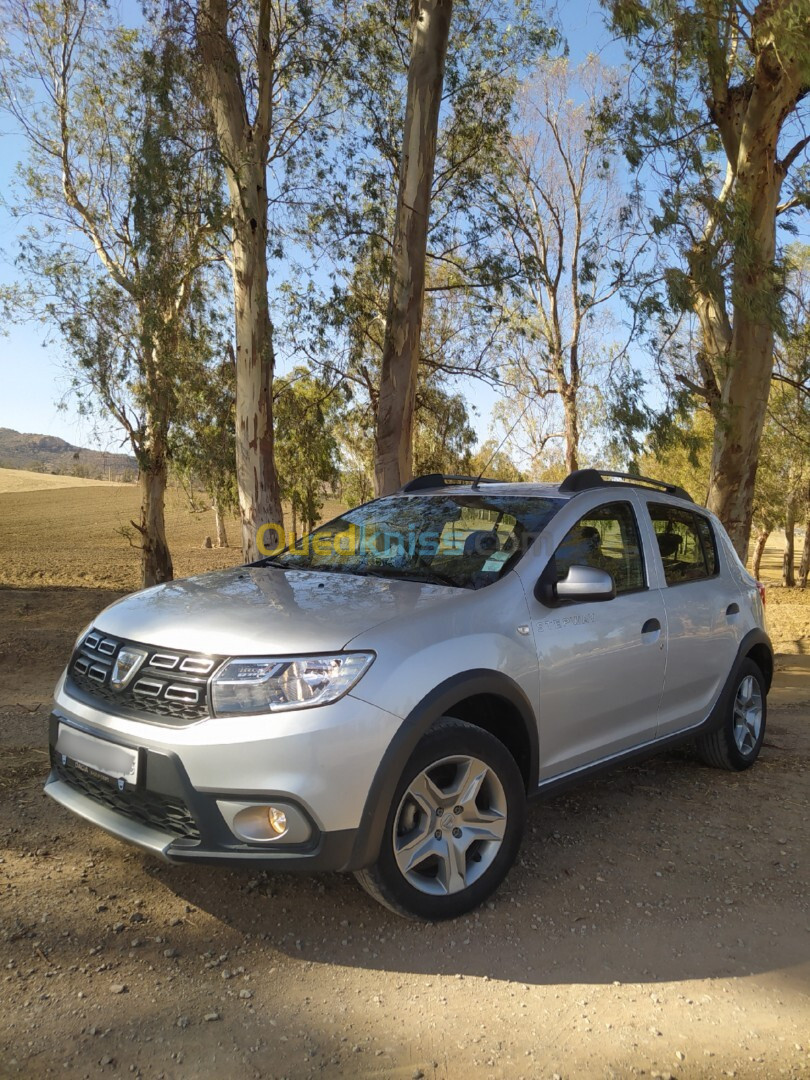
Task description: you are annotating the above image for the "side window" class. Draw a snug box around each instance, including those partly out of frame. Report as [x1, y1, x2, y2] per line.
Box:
[552, 502, 645, 594]
[648, 503, 718, 584]
[694, 514, 718, 575]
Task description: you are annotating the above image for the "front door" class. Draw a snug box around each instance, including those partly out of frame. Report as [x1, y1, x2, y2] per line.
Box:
[525, 499, 668, 781]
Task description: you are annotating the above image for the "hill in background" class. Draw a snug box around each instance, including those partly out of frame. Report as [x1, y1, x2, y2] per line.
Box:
[0, 427, 137, 480]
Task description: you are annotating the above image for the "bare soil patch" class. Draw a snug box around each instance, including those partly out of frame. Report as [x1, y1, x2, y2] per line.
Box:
[0, 519, 808, 1078]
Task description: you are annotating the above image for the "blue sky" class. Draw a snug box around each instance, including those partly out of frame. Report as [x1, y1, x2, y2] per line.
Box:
[0, 0, 626, 454]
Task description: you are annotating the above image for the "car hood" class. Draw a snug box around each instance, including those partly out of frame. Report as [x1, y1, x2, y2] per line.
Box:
[94, 565, 457, 656]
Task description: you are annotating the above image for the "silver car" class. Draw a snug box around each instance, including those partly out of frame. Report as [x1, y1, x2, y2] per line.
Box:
[46, 469, 772, 920]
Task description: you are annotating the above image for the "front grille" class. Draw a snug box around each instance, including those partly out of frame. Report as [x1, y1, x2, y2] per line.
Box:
[65, 629, 221, 726]
[51, 749, 200, 842]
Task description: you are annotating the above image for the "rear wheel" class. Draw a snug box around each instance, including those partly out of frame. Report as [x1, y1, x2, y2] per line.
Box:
[355, 718, 526, 920]
[695, 659, 766, 771]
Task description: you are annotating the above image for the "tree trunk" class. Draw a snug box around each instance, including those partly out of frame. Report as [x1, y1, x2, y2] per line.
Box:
[798, 519, 810, 589]
[562, 388, 579, 473]
[198, 0, 284, 562]
[783, 500, 796, 587]
[703, 55, 804, 562]
[231, 219, 283, 559]
[373, 0, 453, 496]
[138, 453, 173, 588]
[751, 528, 770, 582]
[213, 499, 228, 548]
[705, 331, 774, 564]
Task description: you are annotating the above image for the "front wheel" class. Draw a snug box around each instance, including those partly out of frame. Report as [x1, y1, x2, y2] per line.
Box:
[355, 718, 526, 920]
[695, 658, 767, 771]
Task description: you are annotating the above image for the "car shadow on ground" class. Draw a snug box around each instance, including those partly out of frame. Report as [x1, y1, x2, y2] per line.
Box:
[146, 730, 809, 990]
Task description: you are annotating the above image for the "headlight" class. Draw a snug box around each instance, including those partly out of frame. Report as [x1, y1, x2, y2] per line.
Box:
[211, 653, 375, 716]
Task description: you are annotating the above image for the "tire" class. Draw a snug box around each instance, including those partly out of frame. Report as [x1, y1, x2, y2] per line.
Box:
[695, 658, 767, 771]
[354, 717, 526, 921]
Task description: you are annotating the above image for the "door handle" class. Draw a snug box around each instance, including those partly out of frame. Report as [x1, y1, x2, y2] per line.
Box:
[726, 602, 740, 616]
[641, 618, 661, 634]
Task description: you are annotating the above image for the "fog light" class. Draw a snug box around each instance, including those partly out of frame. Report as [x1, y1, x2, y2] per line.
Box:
[222, 801, 311, 844]
[267, 806, 287, 836]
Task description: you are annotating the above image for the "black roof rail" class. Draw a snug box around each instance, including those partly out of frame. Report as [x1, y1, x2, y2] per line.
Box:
[559, 468, 693, 503]
[400, 473, 502, 493]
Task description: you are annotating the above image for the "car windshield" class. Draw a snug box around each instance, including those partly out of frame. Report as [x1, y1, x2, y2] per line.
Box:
[260, 493, 565, 589]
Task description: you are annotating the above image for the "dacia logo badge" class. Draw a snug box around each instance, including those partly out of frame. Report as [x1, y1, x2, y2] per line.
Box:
[117, 777, 126, 792]
[109, 647, 147, 691]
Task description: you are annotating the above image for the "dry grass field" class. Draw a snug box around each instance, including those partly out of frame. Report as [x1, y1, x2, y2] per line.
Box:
[0, 473, 345, 591]
[0, 466, 125, 494]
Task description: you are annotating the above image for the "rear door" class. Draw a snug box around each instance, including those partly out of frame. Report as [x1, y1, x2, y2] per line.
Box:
[520, 496, 668, 781]
[640, 499, 744, 735]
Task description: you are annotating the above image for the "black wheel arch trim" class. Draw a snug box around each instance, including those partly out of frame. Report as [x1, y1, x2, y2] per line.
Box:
[738, 626, 773, 689]
[347, 669, 538, 871]
[700, 626, 773, 732]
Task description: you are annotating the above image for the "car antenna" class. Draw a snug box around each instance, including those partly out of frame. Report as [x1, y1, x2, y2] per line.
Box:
[471, 397, 534, 489]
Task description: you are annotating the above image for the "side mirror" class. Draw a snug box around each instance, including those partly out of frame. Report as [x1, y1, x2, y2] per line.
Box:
[535, 564, 616, 605]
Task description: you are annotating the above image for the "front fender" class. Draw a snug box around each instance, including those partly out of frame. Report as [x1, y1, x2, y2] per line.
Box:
[346, 668, 537, 871]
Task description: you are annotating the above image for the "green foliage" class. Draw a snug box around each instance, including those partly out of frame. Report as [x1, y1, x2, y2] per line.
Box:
[756, 242, 810, 529]
[469, 441, 525, 482]
[335, 374, 479, 506]
[603, 0, 810, 391]
[1, 0, 225, 464]
[274, 369, 344, 534]
[172, 347, 238, 515]
[638, 408, 713, 506]
[412, 384, 477, 477]
[285, 0, 558, 440]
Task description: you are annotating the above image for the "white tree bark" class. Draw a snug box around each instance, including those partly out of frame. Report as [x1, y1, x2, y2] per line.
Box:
[198, 0, 284, 559]
[694, 14, 809, 560]
[214, 500, 229, 548]
[374, 0, 453, 495]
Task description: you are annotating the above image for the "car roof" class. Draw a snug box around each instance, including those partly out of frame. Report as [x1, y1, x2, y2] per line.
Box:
[405, 481, 570, 500]
[398, 469, 695, 505]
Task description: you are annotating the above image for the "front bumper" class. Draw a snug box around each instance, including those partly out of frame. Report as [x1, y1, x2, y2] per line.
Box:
[44, 685, 401, 870]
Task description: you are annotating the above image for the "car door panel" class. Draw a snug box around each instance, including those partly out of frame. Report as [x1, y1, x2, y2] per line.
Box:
[518, 495, 668, 781]
[639, 499, 745, 735]
[530, 589, 668, 778]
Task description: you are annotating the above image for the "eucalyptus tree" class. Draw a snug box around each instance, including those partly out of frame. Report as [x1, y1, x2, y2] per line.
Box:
[172, 343, 238, 549]
[298, 0, 556, 495]
[373, 0, 453, 495]
[489, 56, 640, 474]
[605, 0, 810, 559]
[0, 0, 222, 585]
[273, 369, 343, 536]
[196, 0, 349, 558]
[767, 244, 810, 585]
[335, 376, 477, 507]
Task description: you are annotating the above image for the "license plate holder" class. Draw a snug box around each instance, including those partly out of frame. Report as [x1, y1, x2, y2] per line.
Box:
[56, 723, 139, 787]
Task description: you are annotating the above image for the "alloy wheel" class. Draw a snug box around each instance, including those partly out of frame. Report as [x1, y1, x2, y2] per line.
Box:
[733, 674, 763, 756]
[392, 755, 507, 896]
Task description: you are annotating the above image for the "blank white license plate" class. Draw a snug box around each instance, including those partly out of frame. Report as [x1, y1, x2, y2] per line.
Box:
[56, 724, 138, 786]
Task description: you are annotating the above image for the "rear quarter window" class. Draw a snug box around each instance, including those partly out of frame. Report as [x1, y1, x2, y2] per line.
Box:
[694, 514, 718, 575]
[648, 503, 719, 585]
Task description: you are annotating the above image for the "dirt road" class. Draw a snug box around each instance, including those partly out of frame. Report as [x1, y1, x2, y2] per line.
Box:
[1, 587, 808, 1079]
